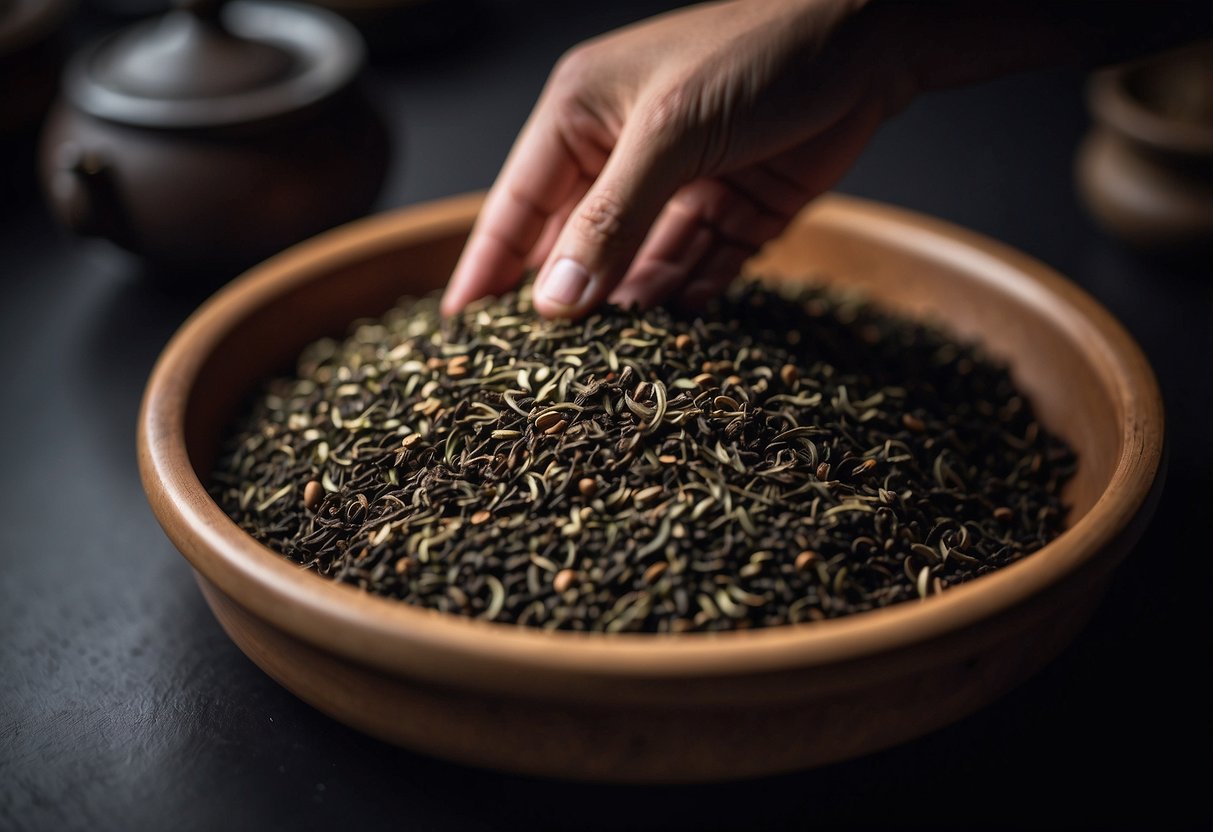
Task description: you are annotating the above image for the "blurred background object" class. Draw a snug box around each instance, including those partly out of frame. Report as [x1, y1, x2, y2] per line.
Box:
[38, 0, 391, 280]
[0, 0, 74, 202]
[1076, 39, 1213, 257]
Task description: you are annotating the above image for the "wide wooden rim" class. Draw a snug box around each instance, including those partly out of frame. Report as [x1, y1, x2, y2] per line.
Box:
[138, 193, 1164, 695]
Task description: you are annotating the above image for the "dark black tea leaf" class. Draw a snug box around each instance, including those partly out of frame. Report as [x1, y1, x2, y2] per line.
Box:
[209, 281, 1075, 632]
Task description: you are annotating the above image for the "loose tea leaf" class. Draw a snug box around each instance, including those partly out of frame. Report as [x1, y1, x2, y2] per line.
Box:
[209, 280, 1075, 633]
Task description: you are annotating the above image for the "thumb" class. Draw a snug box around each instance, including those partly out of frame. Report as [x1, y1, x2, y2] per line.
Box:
[532, 109, 689, 319]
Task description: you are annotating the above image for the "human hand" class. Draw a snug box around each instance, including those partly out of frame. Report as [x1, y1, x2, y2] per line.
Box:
[441, 0, 1208, 319]
[441, 0, 900, 319]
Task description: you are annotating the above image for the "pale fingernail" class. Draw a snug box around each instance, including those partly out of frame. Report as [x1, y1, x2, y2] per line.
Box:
[537, 258, 590, 309]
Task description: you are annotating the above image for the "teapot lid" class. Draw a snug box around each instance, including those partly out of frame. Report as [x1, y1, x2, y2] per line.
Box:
[64, 0, 364, 128]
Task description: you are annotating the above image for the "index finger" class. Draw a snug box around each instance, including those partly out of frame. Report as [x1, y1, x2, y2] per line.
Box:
[440, 111, 586, 316]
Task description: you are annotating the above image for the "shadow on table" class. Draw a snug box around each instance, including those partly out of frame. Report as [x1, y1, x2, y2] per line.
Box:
[1077, 236, 1213, 476]
[68, 253, 232, 486]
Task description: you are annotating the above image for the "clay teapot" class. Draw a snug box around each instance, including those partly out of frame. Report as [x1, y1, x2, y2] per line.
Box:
[40, 0, 391, 275]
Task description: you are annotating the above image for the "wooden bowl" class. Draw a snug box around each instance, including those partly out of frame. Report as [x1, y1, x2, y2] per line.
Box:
[138, 193, 1164, 783]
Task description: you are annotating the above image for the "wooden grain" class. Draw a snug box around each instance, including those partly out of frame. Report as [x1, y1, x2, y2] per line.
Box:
[138, 193, 1165, 781]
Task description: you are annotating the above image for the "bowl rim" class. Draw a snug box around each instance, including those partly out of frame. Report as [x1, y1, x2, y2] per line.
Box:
[138, 192, 1164, 693]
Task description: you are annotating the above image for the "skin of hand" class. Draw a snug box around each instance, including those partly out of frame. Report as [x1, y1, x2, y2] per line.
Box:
[441, 0, 898, 319]
[440, 0, 1203, 320]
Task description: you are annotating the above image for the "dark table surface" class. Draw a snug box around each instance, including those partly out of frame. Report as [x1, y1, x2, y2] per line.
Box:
[2, 3, 1210, 830]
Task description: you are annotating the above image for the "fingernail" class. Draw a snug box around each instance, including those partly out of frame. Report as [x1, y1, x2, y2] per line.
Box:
[537, 258, 590, 309]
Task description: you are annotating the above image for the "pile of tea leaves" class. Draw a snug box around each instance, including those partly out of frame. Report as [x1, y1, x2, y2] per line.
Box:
[210, 280, 1075, 632]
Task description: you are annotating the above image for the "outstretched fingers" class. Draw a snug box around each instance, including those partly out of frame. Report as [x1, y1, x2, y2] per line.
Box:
[619, 100, 888, 310]
[440, 112, 586, 316]
[530, 100, 692, 319]
[610, 176, 796, 310]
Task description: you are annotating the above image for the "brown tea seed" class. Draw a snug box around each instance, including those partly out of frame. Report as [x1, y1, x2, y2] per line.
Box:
[993, 507, 1014, 522]
[553, 569, 577, 593]
[634, 485, 664, 505]
[902, 413, 926, 432]
[535, 411, 563, 432]
[543, 419, 569, 436]
[853, 458, 877, 475]
[471, 509, 492, 525]
[303, 479, 323, 511]
[642, 561, 669, 584]
[674, 333, 692, 350]
[693, 373, 715, 389]
[657, 454, 677, 464]
[779, 363, 798, 386]
[578, 477, 598, 498]
[795, 550, 818, 571]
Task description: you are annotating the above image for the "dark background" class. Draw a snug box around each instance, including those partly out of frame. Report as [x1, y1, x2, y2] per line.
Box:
[2, 2, 1210, 830]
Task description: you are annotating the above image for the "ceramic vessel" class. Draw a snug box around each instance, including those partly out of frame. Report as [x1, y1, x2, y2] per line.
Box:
[139, 193, 1164, 783]
[40, 0, 390, 274]
[1076, 40, 1213, 254]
